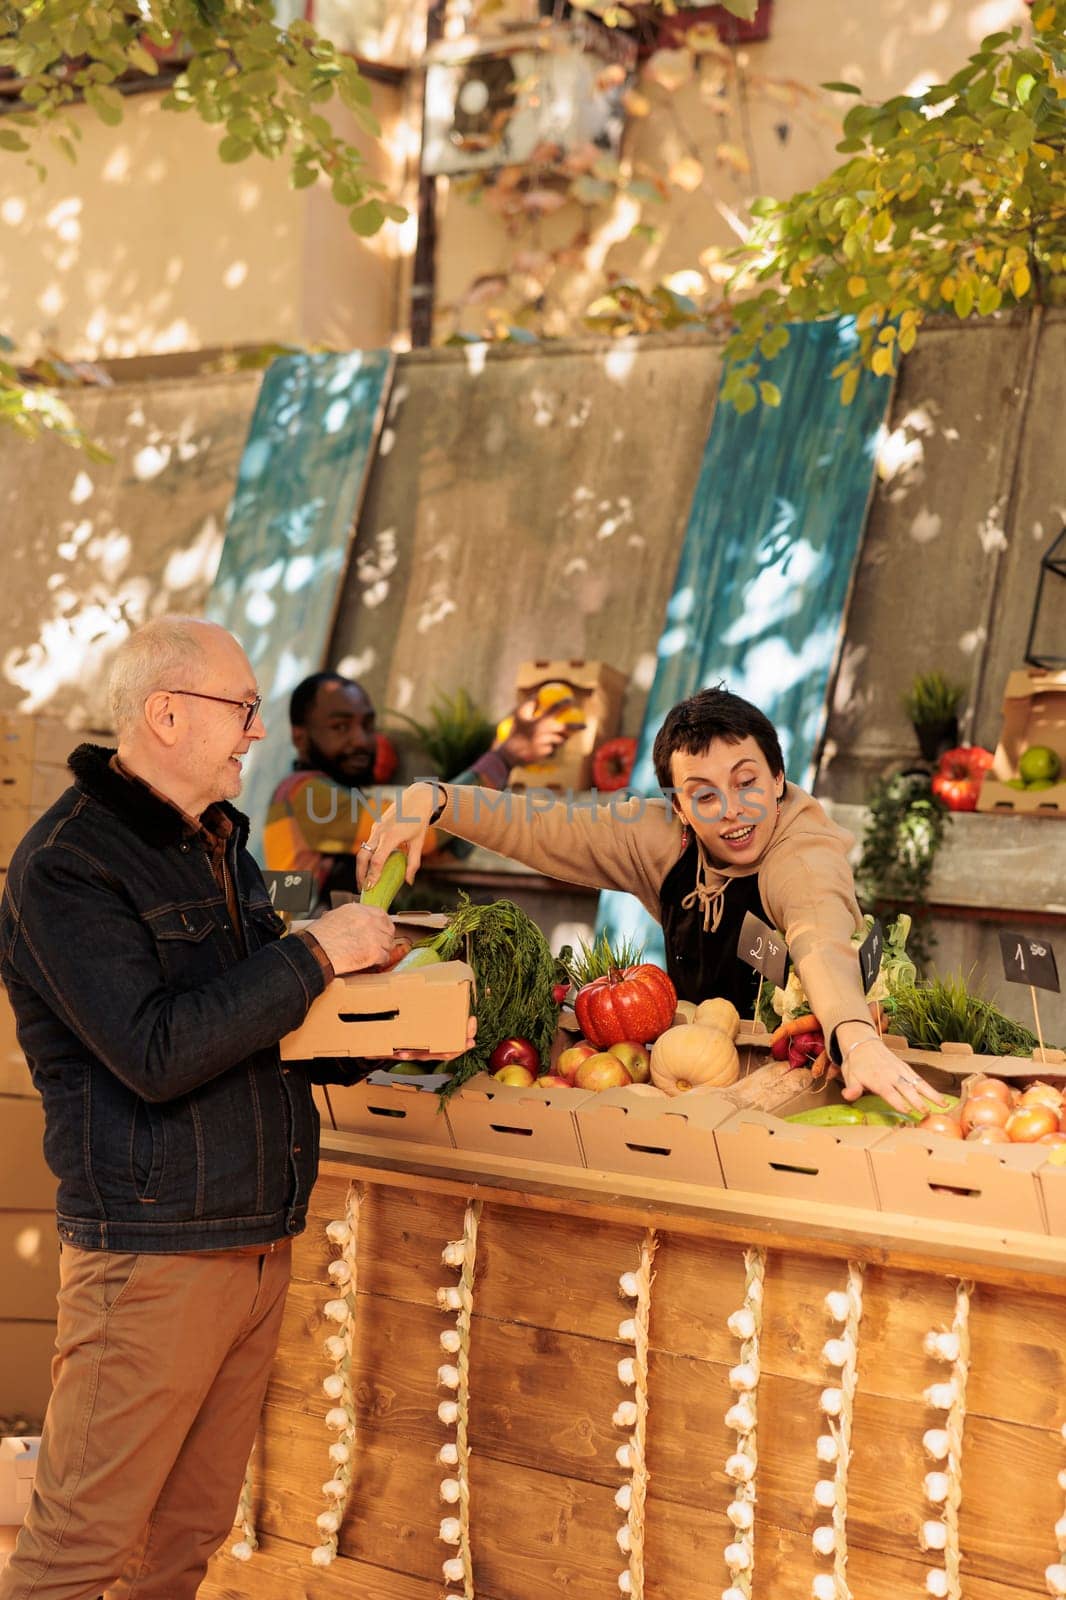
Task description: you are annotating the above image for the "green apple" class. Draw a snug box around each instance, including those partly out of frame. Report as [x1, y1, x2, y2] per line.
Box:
[1019, 744, 1061, 785]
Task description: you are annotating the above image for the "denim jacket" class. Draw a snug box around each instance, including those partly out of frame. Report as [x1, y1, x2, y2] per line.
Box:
[0, 744, 333, 1253]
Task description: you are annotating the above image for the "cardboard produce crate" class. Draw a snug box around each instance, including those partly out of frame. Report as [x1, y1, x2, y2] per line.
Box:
[880, 1033, 1066, 1082]
[977, 668, 1066, 817]
[576, 1084, 734, 1185]
[444, 1072, 592, 1166]
[870, 1129, 1048, 1232]
[0, 1436, 38, 1529]
[313, 1071, 455, 1148]
[715, 1105, 889, 1209]
[506, 658, 627, 793]
[280, 960, 473, 1061]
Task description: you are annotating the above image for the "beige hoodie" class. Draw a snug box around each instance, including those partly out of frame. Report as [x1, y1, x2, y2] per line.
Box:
[434, 783, 871, 1050]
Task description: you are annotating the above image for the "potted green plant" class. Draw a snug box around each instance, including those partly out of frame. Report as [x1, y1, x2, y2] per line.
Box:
[387, 688, 496, 781]
[902, 671, 964, 763]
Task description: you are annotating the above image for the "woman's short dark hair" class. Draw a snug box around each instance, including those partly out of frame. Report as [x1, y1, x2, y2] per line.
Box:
[652, 687, 784, 791]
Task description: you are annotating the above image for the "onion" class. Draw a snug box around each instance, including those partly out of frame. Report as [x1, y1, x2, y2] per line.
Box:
[960, 1095, 1009, 1135]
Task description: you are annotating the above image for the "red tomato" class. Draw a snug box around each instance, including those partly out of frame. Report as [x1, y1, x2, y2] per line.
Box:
[574, 964, 677, 1049]
[592, 736, 638, 793]
[373, 733, 399, 784]
[917, 1113, 963, 1140]
[960, 1095, 1010, 1135]
[1006, 1104, 1059, 1143]
[930, 746, 995, 813]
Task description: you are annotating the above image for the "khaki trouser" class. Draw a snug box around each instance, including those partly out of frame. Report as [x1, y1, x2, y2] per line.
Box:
[0, 1240, 291, 1600]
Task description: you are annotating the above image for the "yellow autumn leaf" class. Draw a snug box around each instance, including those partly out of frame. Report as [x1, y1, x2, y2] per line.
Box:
[878, 324, 896, 344]
[871, 347, 894, 377]
[715, 143, 752, 177]
[840, 367, 860, 406]
[847, 275, 867, 297]
[1032, 143, 1057, 161]
[1013, 264, 1032, 298]
[669, 156, 704, 192]
[940, 276, 957, 302]
[899, 323, 918, 354]
[1033, 4, 1056, 28]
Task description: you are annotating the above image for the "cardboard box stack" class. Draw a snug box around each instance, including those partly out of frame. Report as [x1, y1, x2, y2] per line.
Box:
[978, 668, 1066, 816]
[506, 658, 627, 792]
[0, 714, 111, 869]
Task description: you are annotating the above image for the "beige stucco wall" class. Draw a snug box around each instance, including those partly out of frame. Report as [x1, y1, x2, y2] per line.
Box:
[0, 79, 409, 362]
[433, 0, 1031, 337]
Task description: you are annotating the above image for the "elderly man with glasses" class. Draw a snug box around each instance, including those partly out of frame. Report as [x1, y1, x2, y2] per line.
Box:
[0, 615, 468, 1600]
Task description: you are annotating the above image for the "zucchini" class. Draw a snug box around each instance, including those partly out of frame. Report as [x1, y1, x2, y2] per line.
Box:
[360, 849, 408, 910]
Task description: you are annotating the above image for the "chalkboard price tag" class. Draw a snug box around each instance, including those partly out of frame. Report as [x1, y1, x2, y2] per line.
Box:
[999, 931, 1060, 995]
[858, 918, 885, 994]
[737, 911, 789, 991]
[263, 870, 314, 914]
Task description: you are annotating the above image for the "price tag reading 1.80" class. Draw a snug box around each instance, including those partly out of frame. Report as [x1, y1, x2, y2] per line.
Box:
[736, 910, 789, 991]
[999, 931, 1060, 995]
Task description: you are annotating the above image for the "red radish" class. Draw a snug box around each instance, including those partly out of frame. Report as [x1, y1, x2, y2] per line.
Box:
[787, 1031, 825, 1070]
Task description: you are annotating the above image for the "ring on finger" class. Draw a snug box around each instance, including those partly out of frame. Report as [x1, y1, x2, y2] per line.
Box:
[358, 842, 374, 852]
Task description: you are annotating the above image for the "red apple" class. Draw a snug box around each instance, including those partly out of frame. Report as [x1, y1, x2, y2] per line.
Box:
[493, 1064, 537, 1088]
[488, 1036, 540, 1073]
[555, 1041, 599, 1084]
[608, 1041, 651, 1085]
[575, 1052, 633, 1092]
[536, 1074, 572, 1089]
[552, 981, 570, 1005]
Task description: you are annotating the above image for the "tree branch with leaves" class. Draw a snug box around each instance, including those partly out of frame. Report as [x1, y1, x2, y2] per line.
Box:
[720, 1, 1066, 412]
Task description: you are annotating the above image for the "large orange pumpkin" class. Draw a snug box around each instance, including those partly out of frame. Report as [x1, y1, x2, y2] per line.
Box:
[650, 1024, 740, 1096]
[574, 964, 677, 1048]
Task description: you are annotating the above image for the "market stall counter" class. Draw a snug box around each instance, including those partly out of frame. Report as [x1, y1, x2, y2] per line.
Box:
[201, 1062, 1066, 1600]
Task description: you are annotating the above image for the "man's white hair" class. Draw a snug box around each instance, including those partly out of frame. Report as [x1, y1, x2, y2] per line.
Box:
[109, 616, 216, 737]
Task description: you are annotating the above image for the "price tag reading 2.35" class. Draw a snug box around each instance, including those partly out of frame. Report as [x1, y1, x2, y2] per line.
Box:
[737, 911, 789, 991]
[263, 870, 314, 915]
[999, 931, 1060, 995]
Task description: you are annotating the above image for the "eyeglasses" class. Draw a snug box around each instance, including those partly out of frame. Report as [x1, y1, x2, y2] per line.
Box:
[166, 689, 263, 733]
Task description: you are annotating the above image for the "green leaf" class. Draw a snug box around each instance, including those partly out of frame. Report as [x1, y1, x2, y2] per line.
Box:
[349, 199, 385, 236]
[822, 81, 864, 95]
[84, 85, 124, 127]
[732, 380, 758, 414]
[218, 134, 253, 164]
[0, 129, 29, 152]
[954, 279, 975, 317]
[126, 42, 160, 77]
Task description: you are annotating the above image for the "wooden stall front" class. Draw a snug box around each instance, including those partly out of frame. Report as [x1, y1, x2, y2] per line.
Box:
[202, 1129, 1066, 1600]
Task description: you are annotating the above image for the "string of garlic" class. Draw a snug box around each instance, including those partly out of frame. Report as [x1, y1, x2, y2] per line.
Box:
[722, 1247, 766, 1600]
[311, 1183, 364, 1568]
[229, 1446, 258, 1561]
[1047, 1424, 1066, 1597]
[437, 1199, 481, 1600]
[811, 1262, 864, 1600]
[919, 1279, 972, 1600]
[612, 1229, 657, 1600]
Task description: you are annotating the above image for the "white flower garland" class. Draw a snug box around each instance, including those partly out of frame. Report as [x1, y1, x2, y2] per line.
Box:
[919, 1279, 972, 1600]
[613, 1228, 657, 1599]
[230, 1447, 258, 1561]
[810, 1262, 865, 1600]
[437, 1199, 481, 1600]
[310, 1184, 364, 1568]
[721, 1247, 766, 1600]
[1047, 1423, 1066, 1597]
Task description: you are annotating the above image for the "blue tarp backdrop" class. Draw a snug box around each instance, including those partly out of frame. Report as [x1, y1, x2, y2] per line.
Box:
[205, 350, 393, 860]
[597, 319, 892, 964]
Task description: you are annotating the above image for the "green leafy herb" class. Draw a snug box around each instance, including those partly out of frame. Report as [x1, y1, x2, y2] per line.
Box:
[420, 894, 560, 1095]
[902, 670, 965, 728]
[387, 689, 495, 781]
[563, 930, 646, 989]
[856, 772, 949, 967]
[887, 972, 1048, 1057]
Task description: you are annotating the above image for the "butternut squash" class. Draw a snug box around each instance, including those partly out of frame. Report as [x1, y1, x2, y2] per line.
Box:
[650, 1023, 740, 1097]
[695, 997, 741, 1039]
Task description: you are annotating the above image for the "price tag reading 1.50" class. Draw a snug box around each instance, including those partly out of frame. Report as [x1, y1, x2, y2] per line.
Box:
[737, 911, 789, 991]
[999, 931, 1060, 995]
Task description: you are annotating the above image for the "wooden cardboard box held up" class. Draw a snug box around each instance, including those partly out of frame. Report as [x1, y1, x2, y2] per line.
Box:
[313, 1070, 455, 1148]
[977, 668, 1066, 817]
[280, 961, 473, 1060]
[576, 1084, 734, 1186]
[444, 1072, 592, 1166]
[506, 658, 627, 793]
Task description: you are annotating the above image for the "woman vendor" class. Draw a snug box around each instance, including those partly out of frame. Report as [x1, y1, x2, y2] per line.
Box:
[358, 686, 943, 1116]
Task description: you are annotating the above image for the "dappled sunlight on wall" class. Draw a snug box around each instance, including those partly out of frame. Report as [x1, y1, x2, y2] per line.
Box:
[0, 372, 261, 723]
